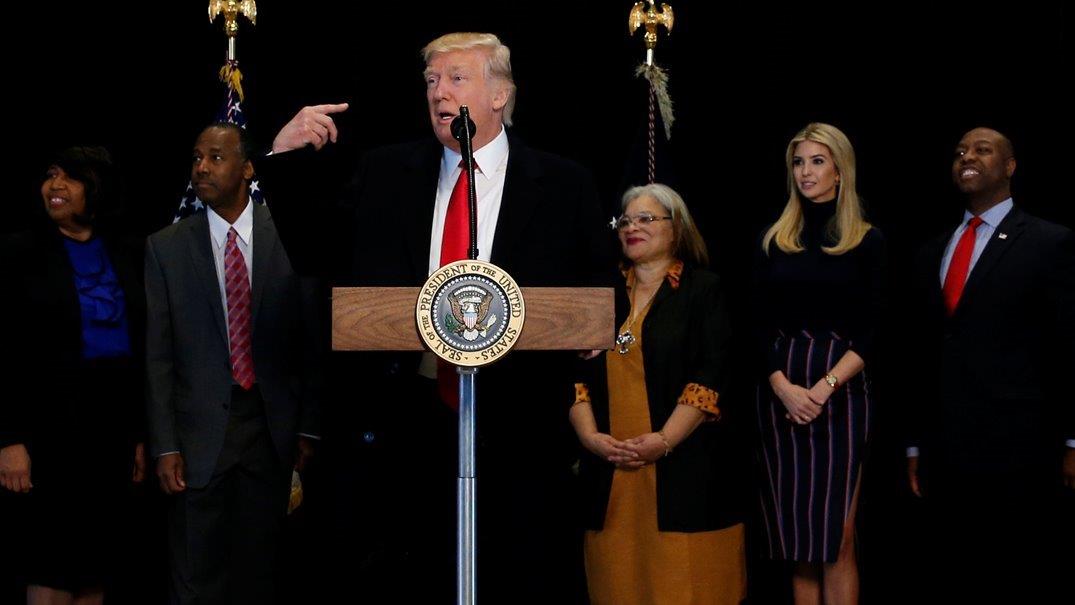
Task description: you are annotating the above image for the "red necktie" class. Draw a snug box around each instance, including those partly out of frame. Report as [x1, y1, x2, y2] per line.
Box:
[439, 163, 471, 267]
[225, 227, 255, 389]
[437, 163, 475, 409]
[436, 163, 479, 410]
[942, 216, 983, 316]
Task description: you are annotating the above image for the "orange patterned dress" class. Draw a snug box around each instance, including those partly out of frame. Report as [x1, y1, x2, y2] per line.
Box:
[583, 301, 746, 605]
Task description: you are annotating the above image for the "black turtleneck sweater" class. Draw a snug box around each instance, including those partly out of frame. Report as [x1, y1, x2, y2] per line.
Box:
[753, 199, 886, 375]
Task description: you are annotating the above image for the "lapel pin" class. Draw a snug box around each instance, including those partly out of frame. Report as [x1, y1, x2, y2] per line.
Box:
[998, 233, 1008, 240]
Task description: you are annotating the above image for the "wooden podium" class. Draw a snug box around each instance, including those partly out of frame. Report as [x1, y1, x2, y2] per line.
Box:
[332, 287, 613, 352]
[331, 282, 614, 604]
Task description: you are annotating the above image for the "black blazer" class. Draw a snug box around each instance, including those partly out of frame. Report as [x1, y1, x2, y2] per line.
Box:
[144, 204, 321, 488]
[257, 135, 616, 452]
[910, 206, 1075, 481]
[577, 265, 747, 532]
[0, 222, 145, 466]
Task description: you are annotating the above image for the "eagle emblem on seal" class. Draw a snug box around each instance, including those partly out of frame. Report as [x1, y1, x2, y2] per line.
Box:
[444, 285, 498, 342]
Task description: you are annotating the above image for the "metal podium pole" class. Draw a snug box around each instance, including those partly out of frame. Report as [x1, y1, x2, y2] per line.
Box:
[457, 366, 478, 605]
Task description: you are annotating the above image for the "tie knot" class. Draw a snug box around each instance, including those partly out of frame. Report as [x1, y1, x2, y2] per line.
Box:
[967, 216, 984, 230]
[227, 227, 239, 243]
[457, 159, 480, 172]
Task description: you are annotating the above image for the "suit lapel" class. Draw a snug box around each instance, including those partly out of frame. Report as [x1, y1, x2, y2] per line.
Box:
[185, 213, 229, 345]
[955, 206, 1026, 317]
[402, 141, 442, 282]
[250, 203, 276, 327]
[490, 138, 544, 269]
[41, 231, 83, 338]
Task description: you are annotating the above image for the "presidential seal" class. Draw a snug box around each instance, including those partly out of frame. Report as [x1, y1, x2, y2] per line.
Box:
[416, 260, 525, 367]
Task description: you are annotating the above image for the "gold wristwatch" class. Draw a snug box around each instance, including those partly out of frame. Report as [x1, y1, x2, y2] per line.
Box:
[824, 373, 840, 389]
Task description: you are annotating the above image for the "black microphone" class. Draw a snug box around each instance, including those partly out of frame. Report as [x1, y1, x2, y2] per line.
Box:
[451, 112, 476, 143]
[450, 107, 479, 260]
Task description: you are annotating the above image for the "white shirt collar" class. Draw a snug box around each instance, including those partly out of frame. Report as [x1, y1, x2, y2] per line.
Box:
[440, 124, 509, 182]
[207, 200, 254, 249]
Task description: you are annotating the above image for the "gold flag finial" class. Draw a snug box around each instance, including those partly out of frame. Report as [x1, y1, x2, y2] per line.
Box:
[209, 0, 257, 38]
[628, 1, 673, 65]
[208, 1, 257, 99]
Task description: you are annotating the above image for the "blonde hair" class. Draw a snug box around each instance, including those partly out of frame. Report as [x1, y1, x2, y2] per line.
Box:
[622, 183, 709, 267]
[762, 123, 871, 255]
[422, 32, 517, 126]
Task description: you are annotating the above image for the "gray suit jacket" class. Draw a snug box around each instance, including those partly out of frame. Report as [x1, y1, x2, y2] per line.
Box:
[145, 203, 320, 488]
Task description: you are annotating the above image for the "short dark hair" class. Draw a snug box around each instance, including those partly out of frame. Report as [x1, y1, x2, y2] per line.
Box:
[48, 145, 114, 219]
[204, 122, 257, 162]
[994, 130, 1016, 159]
[959, 124, 1017, 159]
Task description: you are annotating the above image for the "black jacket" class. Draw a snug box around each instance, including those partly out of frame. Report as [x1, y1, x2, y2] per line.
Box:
[0, 221, 145, 471]
[577, 265, 748, 532]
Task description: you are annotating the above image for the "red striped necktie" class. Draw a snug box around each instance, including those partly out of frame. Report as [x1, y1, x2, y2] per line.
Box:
[225, 227, 255, 389]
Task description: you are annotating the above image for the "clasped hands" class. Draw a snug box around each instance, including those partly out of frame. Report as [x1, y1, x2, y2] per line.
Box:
[772, 372, 835, 425]
[583, 432, 668, 469]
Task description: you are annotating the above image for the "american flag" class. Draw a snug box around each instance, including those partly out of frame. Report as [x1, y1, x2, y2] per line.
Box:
[173, 60, 264, 222]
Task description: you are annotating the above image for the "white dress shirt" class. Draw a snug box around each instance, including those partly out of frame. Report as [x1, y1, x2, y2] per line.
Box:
[426, 125, 510, 276]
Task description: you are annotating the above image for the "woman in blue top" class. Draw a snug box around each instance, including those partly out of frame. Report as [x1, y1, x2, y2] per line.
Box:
[0, 147, 146, 605]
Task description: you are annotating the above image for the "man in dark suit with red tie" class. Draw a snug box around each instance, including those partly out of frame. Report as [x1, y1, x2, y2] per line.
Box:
[257, 32, 614, 602]
[145, 123, 321, 604]
[906, 127, 1075, 599]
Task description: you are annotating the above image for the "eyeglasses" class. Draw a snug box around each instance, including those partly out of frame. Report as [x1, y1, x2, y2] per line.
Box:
[611, 212, 673, 230]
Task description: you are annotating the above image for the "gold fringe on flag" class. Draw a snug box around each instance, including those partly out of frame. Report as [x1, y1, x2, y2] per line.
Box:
[219, 63, 245, 102]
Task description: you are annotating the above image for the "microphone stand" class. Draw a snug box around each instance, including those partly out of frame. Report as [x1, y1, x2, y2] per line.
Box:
[450, 106, 478, 605]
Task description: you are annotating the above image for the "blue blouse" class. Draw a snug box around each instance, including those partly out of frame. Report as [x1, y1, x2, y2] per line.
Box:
[62, 236, 131, 359]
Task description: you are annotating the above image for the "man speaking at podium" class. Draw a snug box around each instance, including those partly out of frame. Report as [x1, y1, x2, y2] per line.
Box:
[259, 32, 614, 602]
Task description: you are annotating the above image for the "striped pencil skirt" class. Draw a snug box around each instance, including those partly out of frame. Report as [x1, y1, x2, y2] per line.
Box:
[755, 330, 871, 563]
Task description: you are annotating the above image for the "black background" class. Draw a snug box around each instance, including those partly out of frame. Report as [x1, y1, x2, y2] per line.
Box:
[5, 2, 1071, 603]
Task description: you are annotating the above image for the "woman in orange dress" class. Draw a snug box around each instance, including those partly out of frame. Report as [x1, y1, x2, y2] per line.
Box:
[570, 183, 747, 605]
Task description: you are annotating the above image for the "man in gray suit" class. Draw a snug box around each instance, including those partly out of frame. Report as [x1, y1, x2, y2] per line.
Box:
[145, 123, 320, 604]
